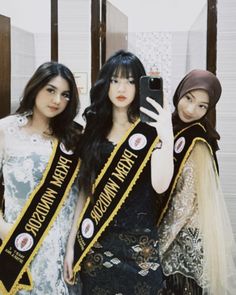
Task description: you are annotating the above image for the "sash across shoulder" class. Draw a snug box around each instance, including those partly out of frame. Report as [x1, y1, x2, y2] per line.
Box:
[0, 140, 80, 295]
[157, 122, 215, 225]
[72, 120, 160, 275]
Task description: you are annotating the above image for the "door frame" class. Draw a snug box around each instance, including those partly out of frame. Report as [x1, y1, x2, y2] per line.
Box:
[207, 0, 218, 126]
[91, 0, 218, 80]
[0, 14, 11, 118]
[50, 0, 217, 124]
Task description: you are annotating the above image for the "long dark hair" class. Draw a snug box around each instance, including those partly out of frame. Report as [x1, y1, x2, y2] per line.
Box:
[16, 61, 81, 150]
[79, 50, 146, 196]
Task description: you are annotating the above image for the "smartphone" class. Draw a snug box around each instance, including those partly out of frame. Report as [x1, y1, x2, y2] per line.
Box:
[139, 75, 163, 123]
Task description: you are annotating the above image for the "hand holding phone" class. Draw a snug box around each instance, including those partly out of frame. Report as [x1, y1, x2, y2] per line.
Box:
[139, 76, 163, 123]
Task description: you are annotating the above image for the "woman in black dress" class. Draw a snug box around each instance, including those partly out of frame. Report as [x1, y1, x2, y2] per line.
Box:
[64, 50, 174, 295]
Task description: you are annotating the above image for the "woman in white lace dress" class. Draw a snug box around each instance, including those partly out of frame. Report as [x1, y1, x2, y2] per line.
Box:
[0, 62, 82, 295]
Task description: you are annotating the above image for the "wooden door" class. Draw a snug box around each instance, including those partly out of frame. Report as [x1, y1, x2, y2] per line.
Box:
[0, 14, 11, 118]
[104, 1, 128, 61]
[91, 0, 128, 84]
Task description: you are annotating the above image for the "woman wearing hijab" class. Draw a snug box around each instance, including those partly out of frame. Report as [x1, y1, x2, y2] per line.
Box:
[158, 69, 236, 295]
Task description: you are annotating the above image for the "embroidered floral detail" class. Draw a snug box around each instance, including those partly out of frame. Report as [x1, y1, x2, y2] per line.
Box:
[31, 134, 41, 144]
[0, 114, 80, 295]
[110, 258, 120, 265]
[83, 253, 104, 276]
[132, 235, 160, 272]
[103, 261, 113, 268]
[7, 126, 16, 135]
[17, 115, 28, 127]
[159, 156, 206, 288]
[104, 251, 114, 257]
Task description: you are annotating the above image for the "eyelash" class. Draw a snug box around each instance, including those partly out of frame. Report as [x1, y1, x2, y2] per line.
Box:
[199, 105, 208, 109]
[46, 88, 70, 100]
[110, 78, 118, 83]
[110, 78, 135, 84]
[185, 96, 208, 109]
[47, 88, 55, 93]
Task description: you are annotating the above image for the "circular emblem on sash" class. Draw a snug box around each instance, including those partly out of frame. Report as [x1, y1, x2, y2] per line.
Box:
[15, 233, 34, 252]
[60, 142, 73, 155]
[175, 137, 186, 154]
[128, 133, 147, 150]
[81, 218, 94, 239]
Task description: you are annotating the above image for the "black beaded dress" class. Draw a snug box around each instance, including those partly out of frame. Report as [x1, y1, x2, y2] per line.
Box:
[80, 139, 166, 295]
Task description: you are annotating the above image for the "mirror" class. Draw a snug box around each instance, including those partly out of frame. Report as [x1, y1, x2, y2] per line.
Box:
[0, 0, 51, 113]
[0, 0, 208, 116]
[106, 0, 208, 100]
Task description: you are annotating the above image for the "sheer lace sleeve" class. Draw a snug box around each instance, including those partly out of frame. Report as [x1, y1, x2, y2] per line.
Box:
[159, 152, 197, 255]
[159, 141, 236, 294]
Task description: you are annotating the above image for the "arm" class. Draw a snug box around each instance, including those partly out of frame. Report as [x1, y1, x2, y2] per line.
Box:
[0, 212, 13, 241]
[158, 154, 197, 254]
[64, 190, 86, 284]
[0, 128, 12, 241]
[140, 95, 174, 193]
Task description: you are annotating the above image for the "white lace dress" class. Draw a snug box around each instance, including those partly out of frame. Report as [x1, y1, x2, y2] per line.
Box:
[0, 114, 81, 295]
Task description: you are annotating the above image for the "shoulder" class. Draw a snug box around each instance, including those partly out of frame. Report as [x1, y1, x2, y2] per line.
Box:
[192, 139, 212, 155]
[0, 116, 14, 138]
[175, 123, 207, 140]
[189, 141, 213, 169]
[0, 114, 18, 129]
[0, 114, 28, 143]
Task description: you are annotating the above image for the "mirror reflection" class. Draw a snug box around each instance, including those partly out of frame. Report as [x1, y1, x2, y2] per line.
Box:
[0, 0, 207, 115]
[0, 0, 51, 113]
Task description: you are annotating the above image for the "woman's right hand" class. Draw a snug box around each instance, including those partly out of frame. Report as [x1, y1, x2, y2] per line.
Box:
[140, 95, 173, 145]
[63, 246, 75, 285]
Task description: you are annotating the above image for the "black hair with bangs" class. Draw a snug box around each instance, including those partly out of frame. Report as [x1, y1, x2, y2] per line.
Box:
[79, 50, 146, 196]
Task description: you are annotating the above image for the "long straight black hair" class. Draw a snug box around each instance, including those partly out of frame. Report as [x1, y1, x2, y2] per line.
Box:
[79, 50, 146, 197]
[16, 61, 81, 150]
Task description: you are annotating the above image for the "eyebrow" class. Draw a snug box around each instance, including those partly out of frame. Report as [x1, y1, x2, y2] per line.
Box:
[47, 83, 57, 89]
[47, 83, 70, 92]
[188, 92, 209, 105]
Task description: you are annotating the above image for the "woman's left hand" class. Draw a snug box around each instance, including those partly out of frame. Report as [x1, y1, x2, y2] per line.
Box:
[140, 95, 173, 145]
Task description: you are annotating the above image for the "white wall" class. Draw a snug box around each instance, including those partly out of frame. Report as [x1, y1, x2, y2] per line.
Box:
[109, 0, 207, 32]
[0, 0, 51, 112]
[0, 0, 91, 121]
[0, 0, 50, 33]
[117, 1, 207, 106]
[58, 0, 91, 125]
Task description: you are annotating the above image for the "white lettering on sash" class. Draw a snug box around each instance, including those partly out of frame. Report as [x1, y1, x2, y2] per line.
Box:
[90, 148, 137, 225]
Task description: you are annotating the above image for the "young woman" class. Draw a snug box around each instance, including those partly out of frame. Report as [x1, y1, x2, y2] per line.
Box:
[64, 50, 174, 294]
[0, 61, 82, 295]
[158, 69, 236, 295]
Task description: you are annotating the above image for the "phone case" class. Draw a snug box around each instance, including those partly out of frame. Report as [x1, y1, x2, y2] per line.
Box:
[139, 76, 163, 123]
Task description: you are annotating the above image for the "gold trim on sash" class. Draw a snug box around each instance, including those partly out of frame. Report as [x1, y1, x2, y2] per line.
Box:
[157, 123, 215, 225]
[73, 120, 160, 274]
[0, 140, 80, 295]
